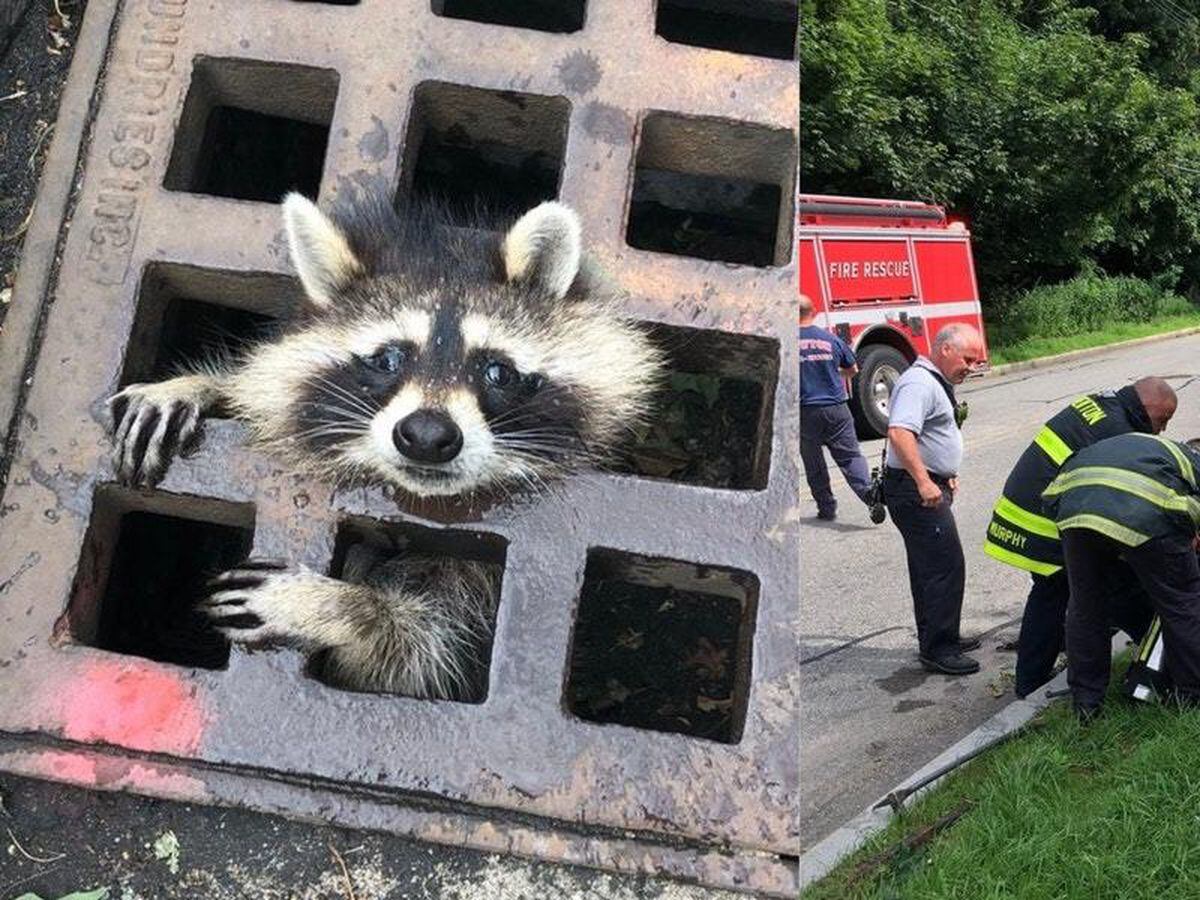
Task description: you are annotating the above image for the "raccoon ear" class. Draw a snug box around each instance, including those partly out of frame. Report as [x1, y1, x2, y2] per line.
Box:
[282, 192, 364, 309]
[502, 201, 582, 299]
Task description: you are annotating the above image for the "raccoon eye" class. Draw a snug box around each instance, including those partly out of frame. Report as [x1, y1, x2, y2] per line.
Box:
[484, 360, 517, 388]
[362, 345, 406, 374]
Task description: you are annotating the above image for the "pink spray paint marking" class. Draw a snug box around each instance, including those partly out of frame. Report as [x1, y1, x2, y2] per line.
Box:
[57, 659, 208, 756]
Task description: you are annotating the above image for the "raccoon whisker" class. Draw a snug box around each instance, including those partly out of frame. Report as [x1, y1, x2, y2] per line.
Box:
[293, 429, 372, 444]
[492, 431, 582, 449]
[493, 430, 580, 444]
[481, 389, 577, 429]
[291, 419, 372, 434]
[495, 437, 592, 459]
[308, 375, 381, 417]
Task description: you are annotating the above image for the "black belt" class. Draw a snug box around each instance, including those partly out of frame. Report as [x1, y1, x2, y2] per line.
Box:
[885, 467, 956, 485]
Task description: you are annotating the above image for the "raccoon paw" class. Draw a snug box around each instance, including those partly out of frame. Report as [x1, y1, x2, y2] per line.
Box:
[106, 381, 205, 487]
[200, 559, 355, 648]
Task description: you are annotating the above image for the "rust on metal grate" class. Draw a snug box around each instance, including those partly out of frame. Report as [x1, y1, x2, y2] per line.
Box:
[0, 0, 799, 895]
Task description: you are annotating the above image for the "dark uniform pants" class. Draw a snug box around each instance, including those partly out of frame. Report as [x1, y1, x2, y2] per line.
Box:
[1015, 566, 1151, 698]
[884, 467, 964, 659]
[1062, 529, 1200, 709]
[800, 402, 871, 513]
[1014, 570, 1070, 698]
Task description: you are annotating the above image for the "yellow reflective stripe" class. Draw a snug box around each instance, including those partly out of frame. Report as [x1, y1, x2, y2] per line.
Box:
[983, 539, 1062, 575]
[1138, 617, 1162, 663]
[1045, 466, 1200, 528]
[994, 495, 1059, 539]
[1057, 513, 1149, 546]
[1144, 434, 1196, 490]
[1045, 466, 1181, 506]
[1034, 425, 1073, 466]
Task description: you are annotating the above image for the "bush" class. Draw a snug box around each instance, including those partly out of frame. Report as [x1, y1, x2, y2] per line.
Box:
[989, 272, 1195, 344]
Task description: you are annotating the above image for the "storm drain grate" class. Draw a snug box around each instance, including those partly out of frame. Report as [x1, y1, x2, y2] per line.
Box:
[655, 0, 799, 60]
[0, 1, 799, 895]
[402, 81, 569, 227]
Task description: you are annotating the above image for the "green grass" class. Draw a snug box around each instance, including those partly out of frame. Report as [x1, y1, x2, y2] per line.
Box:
[805, 661, 1200, 900]
[987, 312, 1200, 366]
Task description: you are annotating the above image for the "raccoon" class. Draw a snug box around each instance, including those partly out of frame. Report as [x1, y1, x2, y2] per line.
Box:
[106, 193, 664, 699]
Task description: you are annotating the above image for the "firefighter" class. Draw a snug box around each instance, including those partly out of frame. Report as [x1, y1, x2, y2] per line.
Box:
[983, 378, 1177, 698]
[1043, 432, 1200, 718]
[798, 292, 874, 520]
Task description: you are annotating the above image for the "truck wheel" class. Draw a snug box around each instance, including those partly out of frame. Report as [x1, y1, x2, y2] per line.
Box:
[852, 345, 909, 439]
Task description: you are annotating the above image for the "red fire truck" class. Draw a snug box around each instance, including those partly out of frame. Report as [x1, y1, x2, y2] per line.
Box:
[799, 194, 989, 437]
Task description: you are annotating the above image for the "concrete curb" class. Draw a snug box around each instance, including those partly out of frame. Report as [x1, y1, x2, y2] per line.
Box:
[0, 0, 122, 475]
[986, 326, 1200, 379]
[798, 666, 1069, 892]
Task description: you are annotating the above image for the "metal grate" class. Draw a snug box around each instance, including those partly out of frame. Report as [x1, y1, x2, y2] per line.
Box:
[0, 0, 799, 894]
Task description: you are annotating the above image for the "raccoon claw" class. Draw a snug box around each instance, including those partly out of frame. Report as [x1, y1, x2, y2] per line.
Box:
[106, 384, 204, 487]
[200, 564, 346, 647]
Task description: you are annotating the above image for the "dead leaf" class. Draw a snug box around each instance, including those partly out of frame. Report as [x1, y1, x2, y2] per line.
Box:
[591, 678, 631, 712]
[684, 637, 728, 681]
[614, 628, 644, 651]
[696, 695, 733, 712]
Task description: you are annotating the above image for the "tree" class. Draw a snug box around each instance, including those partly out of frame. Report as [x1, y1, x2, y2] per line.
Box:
[801, 0, 1200, 306]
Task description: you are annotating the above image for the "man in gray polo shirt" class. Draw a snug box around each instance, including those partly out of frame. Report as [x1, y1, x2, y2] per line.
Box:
[884, 323, 986, 675]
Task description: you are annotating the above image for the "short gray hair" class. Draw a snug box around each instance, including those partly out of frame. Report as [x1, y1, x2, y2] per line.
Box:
[799, 292, 814, 318]
[933, 322, 975, 352]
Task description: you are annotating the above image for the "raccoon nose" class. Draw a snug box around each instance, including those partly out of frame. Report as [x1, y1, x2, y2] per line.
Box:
[394, 410, 463, 463]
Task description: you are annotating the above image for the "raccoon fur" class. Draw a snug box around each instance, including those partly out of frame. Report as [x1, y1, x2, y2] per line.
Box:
[106, 193, 664, 699]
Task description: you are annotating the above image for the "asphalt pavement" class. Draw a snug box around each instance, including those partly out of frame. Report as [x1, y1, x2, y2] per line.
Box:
[799, 333, 1200, 847]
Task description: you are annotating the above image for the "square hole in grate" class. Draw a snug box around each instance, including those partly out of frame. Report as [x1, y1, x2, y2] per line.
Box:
[165, 57, 339, 203]
[67, 486, 255, 670]
[310, 518, 508, 702]
[566, 549, 759, 743]
[656, 0, 798, 60]
[612, 324, 779, 490]
[627, 112, 796, 267]
[401, 81, 569, 228]
[431, 0, 585, 34]
[121, 264, 302, 418]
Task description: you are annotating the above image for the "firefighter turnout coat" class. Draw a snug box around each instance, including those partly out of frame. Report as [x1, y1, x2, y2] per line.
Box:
[983, 387, 1153, 575]
[1042, 433, 1200, 547]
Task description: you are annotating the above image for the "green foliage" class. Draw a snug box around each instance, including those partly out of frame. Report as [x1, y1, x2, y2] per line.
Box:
[990, 271, 1194, 344]
[801, 0, 1200, 307]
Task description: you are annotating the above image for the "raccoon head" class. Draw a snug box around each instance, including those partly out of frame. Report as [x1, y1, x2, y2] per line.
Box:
[229, 193, 663, 498]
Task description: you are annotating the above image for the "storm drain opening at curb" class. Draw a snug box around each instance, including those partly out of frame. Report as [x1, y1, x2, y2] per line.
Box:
[565, 547, 760, 743]
[626, 111, 797, 267]
[66, 486, 256, 670]
[431, 0, 586, 34]
[616, 323, 780, 490]
[164, 57, 340, 203]
[400, 81, 569, 228]
[120, 264, 303, 418]
[655, 0, 799, 60]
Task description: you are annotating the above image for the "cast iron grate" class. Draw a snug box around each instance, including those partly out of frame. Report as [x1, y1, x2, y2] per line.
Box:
[655, 0, 799, 60]
[164, 57, 339, 203]
[616, 323, 780, 490]
[566, 547, 759, 743]
[626, 112, 796, 267]
[402, 81, 569, 228]
[69, 487, 255, 670]
[431, 0, 586, 34]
